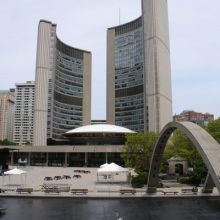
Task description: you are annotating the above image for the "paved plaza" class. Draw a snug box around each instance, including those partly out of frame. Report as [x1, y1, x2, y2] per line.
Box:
[0, 166, 219, 198]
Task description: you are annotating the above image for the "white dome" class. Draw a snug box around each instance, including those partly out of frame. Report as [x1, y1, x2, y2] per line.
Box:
[66, 124, 135, 134]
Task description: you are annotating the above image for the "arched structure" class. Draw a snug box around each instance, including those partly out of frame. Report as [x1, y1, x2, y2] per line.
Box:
[147, 121, 220, 193]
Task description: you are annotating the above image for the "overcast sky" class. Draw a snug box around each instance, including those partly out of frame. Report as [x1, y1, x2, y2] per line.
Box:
[0, 0, 219, 119]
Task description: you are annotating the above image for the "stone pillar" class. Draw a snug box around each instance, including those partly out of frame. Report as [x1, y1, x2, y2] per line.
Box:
[10, 151, 14, 166]
[46, 153, 49, 166]
[105, 152, 108, 163]
[64, 152, 68, 167]
[28, 153, 31, 166]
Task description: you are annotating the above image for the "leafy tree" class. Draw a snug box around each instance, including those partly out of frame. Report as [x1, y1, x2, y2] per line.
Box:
[164, 129, 199, 166]
[206, 119, 220, 144]
[163, 129, 208, 184]
[1, 139, 16, 146]
[122, 132, 158, 174]
[188, 159, 208, 184]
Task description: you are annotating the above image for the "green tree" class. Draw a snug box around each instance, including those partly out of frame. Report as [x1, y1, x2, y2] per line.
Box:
[122, 132, 158, 174]
[164, 129, 208, 184]
[188, 159, 208, 184]
[1, 139, 16, 146]
[164, 129, 199, 165]
[206, 119, 220, 144]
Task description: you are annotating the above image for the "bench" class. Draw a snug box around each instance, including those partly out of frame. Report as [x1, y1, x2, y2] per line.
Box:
[71, 189, 88, 195]
[161, 190, 178, 195]
[120, 189, 136, 195]
[44, 188, 61, 194]
[181, 188, 198, 194]
[16, 188, 33, 194]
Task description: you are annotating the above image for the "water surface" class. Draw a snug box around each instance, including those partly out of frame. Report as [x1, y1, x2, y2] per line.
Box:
[0, 197, 220, 220]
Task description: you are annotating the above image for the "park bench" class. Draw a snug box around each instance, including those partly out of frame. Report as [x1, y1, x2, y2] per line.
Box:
[120, 189, 136, 195]
[43, 187, 61, 194]
[181, 187, 198, 195]
[161, 190, 178, 195]
[71, 189, 88, 195]
[16, 188, 33, 194]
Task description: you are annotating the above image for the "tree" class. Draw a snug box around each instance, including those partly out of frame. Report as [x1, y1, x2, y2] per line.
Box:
[1, 139, 16, 146]
[122, 132, 158, 174]
[164, 129, 199, 166]
[188, 159, 208, 184]
[206, 119, 220, 144]
[164, 129, 208, 184]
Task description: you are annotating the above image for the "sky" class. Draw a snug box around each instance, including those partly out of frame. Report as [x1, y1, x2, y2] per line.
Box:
[0, 0, 219, 119]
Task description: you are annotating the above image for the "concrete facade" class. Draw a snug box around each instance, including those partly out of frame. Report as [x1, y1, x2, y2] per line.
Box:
[13, 81, 35, 145]
[0, 89, 15, 141]
[33, 20, 91, 146]
[106, 0, 172, 133]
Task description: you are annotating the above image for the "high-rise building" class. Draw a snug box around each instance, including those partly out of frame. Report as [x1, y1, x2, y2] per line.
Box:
[33, 20, 91, 146]
[107, 0, 172, 132]
[0, 89, 15, 142]
[13, 81, 35, 145]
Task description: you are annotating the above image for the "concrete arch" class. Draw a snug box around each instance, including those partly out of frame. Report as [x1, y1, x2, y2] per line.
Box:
[147, 121, 220, 193]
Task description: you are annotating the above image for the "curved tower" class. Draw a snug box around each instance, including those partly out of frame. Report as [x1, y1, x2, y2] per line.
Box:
[107, 0, 172, 132]
[33, 20, 91, 146]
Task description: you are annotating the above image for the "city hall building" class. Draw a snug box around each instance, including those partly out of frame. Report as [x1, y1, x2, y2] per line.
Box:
[107, 0, 172, 133]
[33, 20, 91, 147]
[3, 124, 135, 167]
[1, 0, 173, 168]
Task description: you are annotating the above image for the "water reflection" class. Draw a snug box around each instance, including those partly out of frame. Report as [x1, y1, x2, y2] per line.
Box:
[0, 197, 220, 220]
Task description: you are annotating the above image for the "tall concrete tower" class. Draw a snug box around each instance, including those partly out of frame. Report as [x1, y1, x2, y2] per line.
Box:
[33, 20, 91, 146]
[106, 0, 172, 133]
[142, 0, 172, 132]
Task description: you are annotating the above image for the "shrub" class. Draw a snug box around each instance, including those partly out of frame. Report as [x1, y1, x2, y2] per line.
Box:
[178, 176, 191, 184]
[131, 172, 148, 188]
